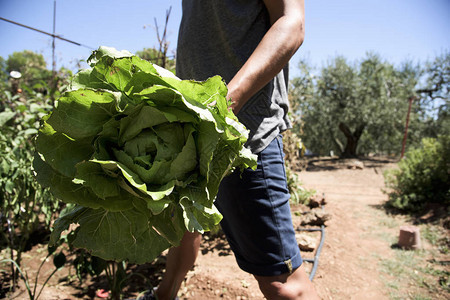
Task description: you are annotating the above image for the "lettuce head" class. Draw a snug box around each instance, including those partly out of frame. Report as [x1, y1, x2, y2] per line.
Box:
[34, 46, 256, 263]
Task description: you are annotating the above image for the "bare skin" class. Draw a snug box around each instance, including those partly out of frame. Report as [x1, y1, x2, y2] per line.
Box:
[255, 265, 320, 300]
[155, 232, 201, 300]
[156, 1, 319, 299]
[226, 1, 319, 298]
[228, 0, 305, 114]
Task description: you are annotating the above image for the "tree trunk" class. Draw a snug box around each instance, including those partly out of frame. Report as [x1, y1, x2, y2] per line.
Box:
[332, 136, 344, 154]
[338, 122, 365, 158]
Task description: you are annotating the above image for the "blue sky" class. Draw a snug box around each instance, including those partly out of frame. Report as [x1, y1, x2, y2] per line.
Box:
[0, 0, 449, 78]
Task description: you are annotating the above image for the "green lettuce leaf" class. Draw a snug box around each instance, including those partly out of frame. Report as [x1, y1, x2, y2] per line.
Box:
[35, 46, 257, 263]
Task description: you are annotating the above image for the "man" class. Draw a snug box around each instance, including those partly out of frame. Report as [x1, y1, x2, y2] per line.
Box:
[150, 1, 319, 299]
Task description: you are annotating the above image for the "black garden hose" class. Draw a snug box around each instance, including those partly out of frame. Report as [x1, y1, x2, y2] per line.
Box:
[298, 225, 325, 281]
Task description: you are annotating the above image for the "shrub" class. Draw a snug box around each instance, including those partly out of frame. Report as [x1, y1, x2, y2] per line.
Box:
[282, 130, 315, 205]
[384, 136, 450, 212]
[0, 86, 60, 289]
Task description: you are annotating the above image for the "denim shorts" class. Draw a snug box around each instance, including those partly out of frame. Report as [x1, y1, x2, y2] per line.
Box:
[215, 135, 302, 276]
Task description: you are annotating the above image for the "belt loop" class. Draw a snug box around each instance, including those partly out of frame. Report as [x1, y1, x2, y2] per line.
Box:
[284, 258, 293, 274]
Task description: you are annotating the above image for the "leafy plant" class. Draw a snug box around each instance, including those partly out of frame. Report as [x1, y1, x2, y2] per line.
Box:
[58, 222, 128, 300]
[34, 46, 257, 264]
[103, 261, 127, 300]
[384, 136, 450, 211]
[281, 129, 313, 205]
[5, 50, 52, 92]
[0, 86, 59, 288]
[292, 54, 420, 157]
[70, 248, 107, 283]
[0, 245, 66, 300]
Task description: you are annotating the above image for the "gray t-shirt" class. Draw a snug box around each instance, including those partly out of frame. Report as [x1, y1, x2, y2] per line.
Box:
[176, 0, 292, 154]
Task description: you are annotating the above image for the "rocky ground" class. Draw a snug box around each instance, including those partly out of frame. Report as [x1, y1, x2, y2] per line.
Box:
[2, 156, 449, 300]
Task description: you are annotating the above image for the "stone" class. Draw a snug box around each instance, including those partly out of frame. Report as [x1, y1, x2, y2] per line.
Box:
[296, 233, 317, 251]
[345, 159, 364, 169]
[299, 208, 332, 226]
[398, 225, 421, 250]
[309, 193, 327, 208]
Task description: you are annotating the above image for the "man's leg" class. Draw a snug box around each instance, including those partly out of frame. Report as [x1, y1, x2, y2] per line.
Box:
[155, 231, 201, 300]
[254, 265, 320, 300]
[214, 136, 320, 300]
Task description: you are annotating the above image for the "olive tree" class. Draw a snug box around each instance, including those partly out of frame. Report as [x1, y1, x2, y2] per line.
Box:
[292, 54, 419, 157]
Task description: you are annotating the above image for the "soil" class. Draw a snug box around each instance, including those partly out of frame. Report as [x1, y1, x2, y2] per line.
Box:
[2, 157, 449, 300]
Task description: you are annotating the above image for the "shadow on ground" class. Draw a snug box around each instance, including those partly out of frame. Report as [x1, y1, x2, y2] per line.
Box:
[303, 156, 398, 172]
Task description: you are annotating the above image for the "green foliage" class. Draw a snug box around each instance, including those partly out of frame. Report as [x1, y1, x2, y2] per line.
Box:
[286, 166, 316, 205]
[384, 136, 450, 211]
[0, 50, 82, 296]
[412, 51, 450, 146]
[291, 52, 449, 158]
[281, 129, 312, 205]
[358, 57, 420, 155]
[0, 84, 60, 290]
[35, 46, 257, 264]
[292, 53, 418, 157]
[288, 59, 314, 134]
[5, 50, 52, 90]
[1, 244, 67, 300]
[419, 51, 449, 106]
[0, 56, 8, 84]
[71, 249, 107, 282]
[135, 47, 175, 73]
[0, 50, 72, 102]
[379, 247, 449, 299]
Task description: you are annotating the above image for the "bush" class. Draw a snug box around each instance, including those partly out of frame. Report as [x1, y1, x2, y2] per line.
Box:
[0, 85, 60, 287]
[384, 136, 450, 212]
[282, 130, 315, 205]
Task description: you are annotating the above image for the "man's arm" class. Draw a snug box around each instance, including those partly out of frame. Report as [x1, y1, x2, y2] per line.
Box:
[227, 0, 305, 114]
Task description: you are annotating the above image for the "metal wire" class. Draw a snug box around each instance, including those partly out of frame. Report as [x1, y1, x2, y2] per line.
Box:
[0, 16, 94, 49]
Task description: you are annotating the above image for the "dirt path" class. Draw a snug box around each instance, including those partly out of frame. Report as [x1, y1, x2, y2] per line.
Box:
[181, 157, 401, 299]
[5, 157, 447, 300]
[298, 159, 396, 300]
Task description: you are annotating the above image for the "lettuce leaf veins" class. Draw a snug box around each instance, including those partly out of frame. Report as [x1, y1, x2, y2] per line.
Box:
[34, 46, 257, 264]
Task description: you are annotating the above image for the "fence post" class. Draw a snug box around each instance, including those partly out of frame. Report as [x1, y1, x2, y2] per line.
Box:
[401, 96, 415, 158]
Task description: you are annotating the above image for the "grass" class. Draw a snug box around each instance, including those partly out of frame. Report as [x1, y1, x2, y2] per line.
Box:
[376, 222, 450, 300]
[421, 225, 449, 254]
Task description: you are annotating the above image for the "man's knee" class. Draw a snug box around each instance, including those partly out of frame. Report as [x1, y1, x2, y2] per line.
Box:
[257, 279, 299, 299]
[254, 265, 319, 300]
